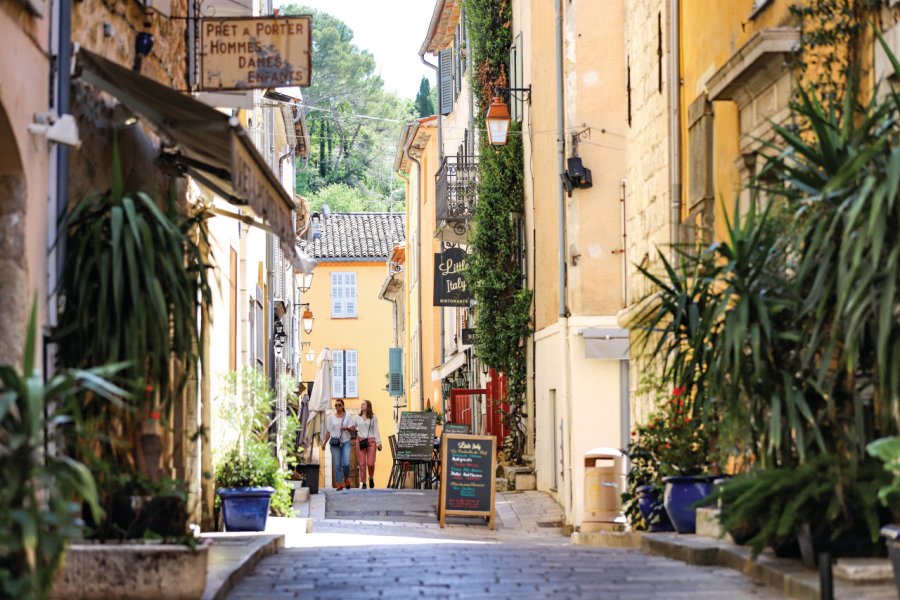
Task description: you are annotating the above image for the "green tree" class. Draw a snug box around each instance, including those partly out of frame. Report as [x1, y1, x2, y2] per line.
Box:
[307, 183, 390, 213]
[282, 4, 413, 210]
[414, 76, 435, 117]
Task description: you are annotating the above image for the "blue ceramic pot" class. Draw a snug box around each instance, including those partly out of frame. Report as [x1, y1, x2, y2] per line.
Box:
[217, 486, 275, 532]
[662, 476, 714, 534]
[636, 485, 675, 532]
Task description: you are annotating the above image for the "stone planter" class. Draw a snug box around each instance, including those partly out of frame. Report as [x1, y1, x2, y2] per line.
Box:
[50, 538, 210, 600]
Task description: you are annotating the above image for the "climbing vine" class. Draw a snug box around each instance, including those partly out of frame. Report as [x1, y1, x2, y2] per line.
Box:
[790, 0, 883, 111]
[464, 0, 532, 463]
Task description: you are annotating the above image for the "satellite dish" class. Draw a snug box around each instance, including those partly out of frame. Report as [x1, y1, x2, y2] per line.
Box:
[322, 204, 331, 218]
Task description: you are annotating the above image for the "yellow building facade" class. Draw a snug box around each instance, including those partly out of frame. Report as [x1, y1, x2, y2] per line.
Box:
[300, 212, 405, 488]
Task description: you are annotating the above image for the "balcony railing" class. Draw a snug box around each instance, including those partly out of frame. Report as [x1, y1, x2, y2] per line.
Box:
[435, 155, 478, 225]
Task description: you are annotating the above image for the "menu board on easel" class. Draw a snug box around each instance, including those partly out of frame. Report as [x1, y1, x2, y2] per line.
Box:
[438, 434, 496, 529]
[395, 411, 438, 461]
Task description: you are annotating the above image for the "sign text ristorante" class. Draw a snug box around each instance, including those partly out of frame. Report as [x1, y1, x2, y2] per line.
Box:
[201, 16, 311, 91]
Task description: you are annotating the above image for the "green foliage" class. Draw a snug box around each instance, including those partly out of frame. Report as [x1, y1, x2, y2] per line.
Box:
[216, 368, 293, 517]
[867, 437, 900, 508]
[0, 299, 129, 598]
[53, 136, 210, 539]
[282, 4, 413, 209]
[306, 182, 391, 213]
[464, 0, 531, 463]
[214, 442, 293, 517]
[414, 76, 435, 118]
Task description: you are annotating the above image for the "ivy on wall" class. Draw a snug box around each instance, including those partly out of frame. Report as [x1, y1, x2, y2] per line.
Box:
[464, 0, 532, 463]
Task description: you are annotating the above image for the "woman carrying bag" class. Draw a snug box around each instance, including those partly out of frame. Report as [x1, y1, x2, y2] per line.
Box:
[352, 399, 382, 489]
[321, 399, 352, 491]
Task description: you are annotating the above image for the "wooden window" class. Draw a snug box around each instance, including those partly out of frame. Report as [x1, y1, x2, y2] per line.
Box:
[331, 272, 357, 318]
[685, 95, 715, 247]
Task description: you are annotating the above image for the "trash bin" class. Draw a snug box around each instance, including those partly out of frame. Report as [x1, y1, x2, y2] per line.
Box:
[582, 447, 626, 532]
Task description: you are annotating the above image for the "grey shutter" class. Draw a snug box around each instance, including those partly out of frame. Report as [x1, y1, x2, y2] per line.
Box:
[439, 49, 453, 115]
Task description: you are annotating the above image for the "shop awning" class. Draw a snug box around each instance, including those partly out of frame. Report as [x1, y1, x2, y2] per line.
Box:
[75, 48, 315, 273]
[580, 327, 630, 361]
[431, 351, 466, 382]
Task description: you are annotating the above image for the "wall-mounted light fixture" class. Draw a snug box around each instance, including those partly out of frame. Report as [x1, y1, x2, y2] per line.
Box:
[302, 341, 315, 363]
[297, 272, 314, 293]
[133, 31, 154, 72]
[485, 85, 532, 146]
[298, 303, 314, 334]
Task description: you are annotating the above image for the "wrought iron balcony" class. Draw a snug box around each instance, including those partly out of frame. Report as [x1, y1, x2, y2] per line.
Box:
[435, 155, 478, 225]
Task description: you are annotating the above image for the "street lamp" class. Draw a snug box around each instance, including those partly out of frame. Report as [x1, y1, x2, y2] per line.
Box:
[297, 272, 314, 293]
[300, 304, 315, 334]
[485, 85, 531, 146]
[302, 342, 315, 363]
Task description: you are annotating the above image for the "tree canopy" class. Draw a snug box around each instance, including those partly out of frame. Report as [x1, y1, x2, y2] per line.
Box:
[414, 76, 435, 118]
[282, 5, 414, 212]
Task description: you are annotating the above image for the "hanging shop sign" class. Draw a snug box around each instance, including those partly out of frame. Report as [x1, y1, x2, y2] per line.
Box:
[200, 16, 312, 90]
[461, 328, 477, 346]
[434, 246, 471, 307]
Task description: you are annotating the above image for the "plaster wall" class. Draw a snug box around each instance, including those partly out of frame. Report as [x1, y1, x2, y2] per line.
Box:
[299, 260, 397, 487]
[0, 2, 50, 368]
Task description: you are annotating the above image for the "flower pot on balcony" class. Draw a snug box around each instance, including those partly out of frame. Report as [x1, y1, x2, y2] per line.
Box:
[217, 486, 274, 532]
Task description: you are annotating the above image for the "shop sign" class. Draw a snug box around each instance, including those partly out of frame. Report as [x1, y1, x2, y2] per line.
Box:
[200, 16, 311, 90]
[434, 246, 470, 307]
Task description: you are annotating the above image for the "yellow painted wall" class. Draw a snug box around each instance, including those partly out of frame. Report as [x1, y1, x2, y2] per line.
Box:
[299, 260, 397, 487]
[679, 0, 796, 239]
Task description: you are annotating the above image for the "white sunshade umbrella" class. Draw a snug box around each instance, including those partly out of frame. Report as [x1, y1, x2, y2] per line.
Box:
[304, 348, 333, 445]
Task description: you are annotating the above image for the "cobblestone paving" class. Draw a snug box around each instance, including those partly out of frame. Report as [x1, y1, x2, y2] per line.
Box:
[227, 490, 785, 600]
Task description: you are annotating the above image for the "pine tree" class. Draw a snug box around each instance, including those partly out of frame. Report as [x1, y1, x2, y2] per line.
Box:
[414, 76, 435, 118]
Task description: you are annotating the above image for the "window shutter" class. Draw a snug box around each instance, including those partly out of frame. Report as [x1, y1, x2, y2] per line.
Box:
[345, 350, 358, 398]
[388, 347, 403, 397]
[346, 272, 357, 317]
[439, 49, 453, 115]
[332, 350, 345, 398]
[331, 272, 343, 317]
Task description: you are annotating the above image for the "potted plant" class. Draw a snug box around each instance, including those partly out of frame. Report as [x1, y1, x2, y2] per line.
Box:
[215, 367, 293, 529]
[622, 411, 674, 532]
[0, 301, 126, 600]
[867, 436, 900, 593]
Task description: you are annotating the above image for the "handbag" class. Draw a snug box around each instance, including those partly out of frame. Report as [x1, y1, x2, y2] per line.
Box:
[358, 416, 371, 449]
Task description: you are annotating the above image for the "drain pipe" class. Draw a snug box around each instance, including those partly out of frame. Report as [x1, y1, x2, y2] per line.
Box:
[403, 125, 426, 412]
[669, 0, 682, 258]
[51, 0, 73, 328]
[554, 0, 575, 524]
[420, 53, 442, 159]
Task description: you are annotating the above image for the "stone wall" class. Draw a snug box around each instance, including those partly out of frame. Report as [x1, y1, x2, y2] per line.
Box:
[622, 0, 673, 424]
[0, 174, 27, 367]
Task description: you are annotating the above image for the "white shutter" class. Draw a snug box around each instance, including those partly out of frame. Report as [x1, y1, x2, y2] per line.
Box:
[331, 272, 343, 317]
[346, 273, 357, 317]
[332, 350, 345, 398]
[345, 350, 358, 398]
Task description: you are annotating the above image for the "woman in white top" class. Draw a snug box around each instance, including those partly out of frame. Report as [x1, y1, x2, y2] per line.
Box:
[321, 399, 353, 490]
[352, 399, 382, 489]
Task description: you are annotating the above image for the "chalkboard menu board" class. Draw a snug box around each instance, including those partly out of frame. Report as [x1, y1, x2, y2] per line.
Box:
[439, 434, 496, 529]
[396, 411, 438, 461]
[443, 422, 470, 435]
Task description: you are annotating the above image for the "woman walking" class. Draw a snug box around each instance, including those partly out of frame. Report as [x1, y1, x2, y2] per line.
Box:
[321, 399, 352, 491]
[353, 399, 382, 489]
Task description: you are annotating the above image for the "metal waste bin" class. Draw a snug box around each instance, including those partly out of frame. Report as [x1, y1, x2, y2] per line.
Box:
[582, 447, 626, 532]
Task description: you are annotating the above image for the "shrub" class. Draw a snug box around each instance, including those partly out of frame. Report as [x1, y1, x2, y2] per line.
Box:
[215, 441, 292, 517]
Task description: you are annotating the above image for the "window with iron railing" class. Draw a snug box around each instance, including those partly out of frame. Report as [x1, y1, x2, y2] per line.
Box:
[435, 155, 479, 225]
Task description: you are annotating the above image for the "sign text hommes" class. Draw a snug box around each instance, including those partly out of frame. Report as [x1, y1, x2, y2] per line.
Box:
[201, 16, 311, 91]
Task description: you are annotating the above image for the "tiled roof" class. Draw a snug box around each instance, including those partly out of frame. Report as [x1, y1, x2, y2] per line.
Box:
[305, 213, 406, 260]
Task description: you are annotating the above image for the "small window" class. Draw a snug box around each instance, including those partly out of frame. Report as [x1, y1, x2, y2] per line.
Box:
[331, 272, 357, 318]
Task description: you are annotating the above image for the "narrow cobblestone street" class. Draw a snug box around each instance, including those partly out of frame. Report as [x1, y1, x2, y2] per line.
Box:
[226, 491, 784, 599]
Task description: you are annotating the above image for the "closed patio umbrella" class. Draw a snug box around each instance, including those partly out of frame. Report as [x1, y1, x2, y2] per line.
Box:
[304, 348, 333, 445]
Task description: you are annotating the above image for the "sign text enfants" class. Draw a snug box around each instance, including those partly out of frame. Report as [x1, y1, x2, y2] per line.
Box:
[201, 16, 311, 91]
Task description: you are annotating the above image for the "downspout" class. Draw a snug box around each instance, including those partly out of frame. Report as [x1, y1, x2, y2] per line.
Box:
[420, 54, 442, 159]
[403, 130, 426, 412]
[555, 0, 575, 521]
[669, 0, 682, 258]
[53, 0, 72, 321]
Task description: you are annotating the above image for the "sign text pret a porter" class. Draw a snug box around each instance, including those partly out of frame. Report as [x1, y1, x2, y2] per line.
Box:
[201, 16, 311, 91]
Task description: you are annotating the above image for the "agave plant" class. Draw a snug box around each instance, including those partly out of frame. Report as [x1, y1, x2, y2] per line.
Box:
[0, 299, 128, 598]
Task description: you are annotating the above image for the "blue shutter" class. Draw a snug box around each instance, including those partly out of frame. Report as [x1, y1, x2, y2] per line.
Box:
[388, 347, 403, 397]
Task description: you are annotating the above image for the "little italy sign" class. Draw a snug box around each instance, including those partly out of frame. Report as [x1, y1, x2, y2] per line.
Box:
[434, 247, 471, 307]
[201, 16, 311, 90]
